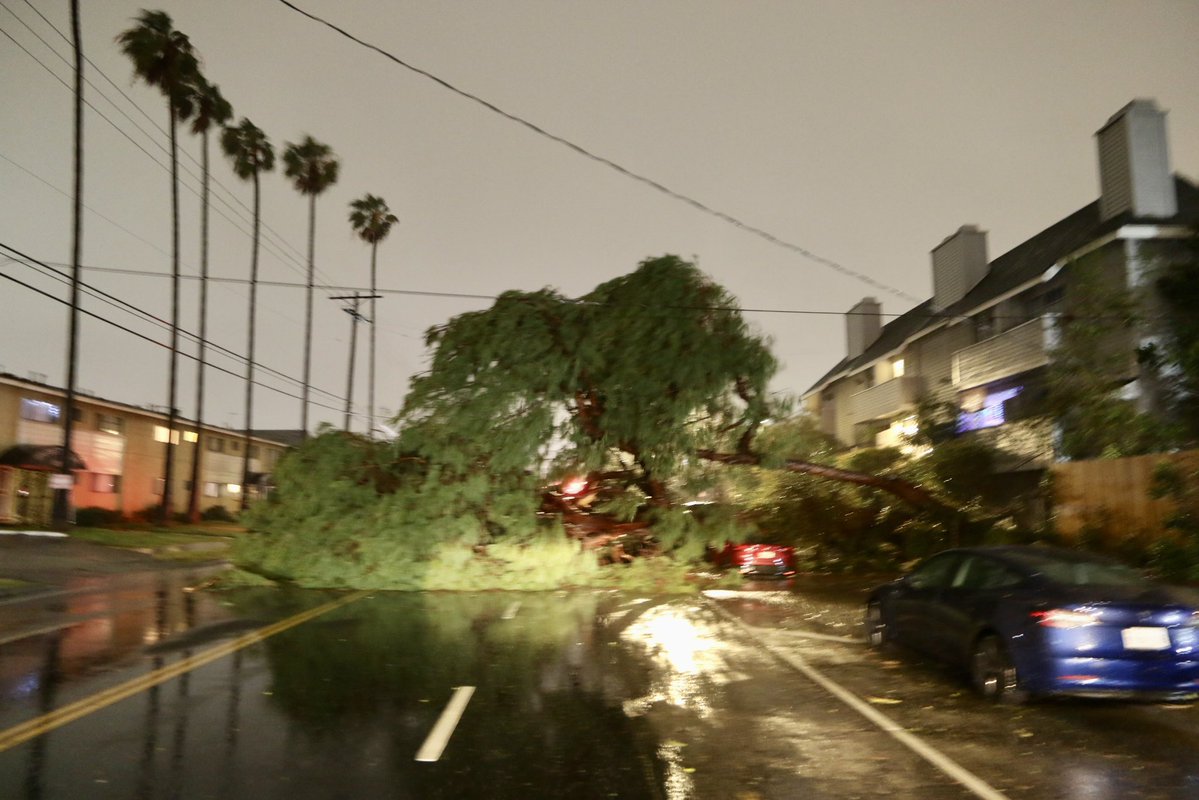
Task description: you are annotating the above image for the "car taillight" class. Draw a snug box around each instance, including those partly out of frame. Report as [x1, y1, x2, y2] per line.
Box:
[758, 550, 776, 559]
[1032, 609, 1100, 629]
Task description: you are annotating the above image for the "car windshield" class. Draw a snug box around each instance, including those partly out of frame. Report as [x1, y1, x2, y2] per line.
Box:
[1019, 555, 1149, 587]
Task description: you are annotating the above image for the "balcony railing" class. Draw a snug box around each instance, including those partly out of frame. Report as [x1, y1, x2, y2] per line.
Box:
[952, 315, 1056, 390]
[849, 375, 925, 424]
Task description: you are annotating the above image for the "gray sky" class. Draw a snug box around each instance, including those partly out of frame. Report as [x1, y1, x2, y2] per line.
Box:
[2, 0, 1197, 433]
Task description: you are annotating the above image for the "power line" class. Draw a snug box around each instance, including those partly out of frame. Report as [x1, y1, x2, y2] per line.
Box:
[0, 266, 361, 419]
[274, 0, 921, 305]
[0, 243, 352, 408]
[42, 258, 1114, 328]
[0, 8, 336, 289]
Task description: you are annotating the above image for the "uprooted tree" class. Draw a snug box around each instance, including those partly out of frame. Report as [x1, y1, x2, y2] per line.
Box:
[241, 255, 946, 589]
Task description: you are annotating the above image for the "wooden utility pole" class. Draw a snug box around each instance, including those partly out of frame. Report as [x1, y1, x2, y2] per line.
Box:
[330, 294, 380, 431]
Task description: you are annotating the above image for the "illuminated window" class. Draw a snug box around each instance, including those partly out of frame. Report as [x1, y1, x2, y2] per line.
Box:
[203, 482, 220, 497]
[154, 426, 182, 445]
[892, 358, 905, 378]
[20, 398, 61, 423]
[957, 387, 1023, 433]
[226, 483, 242, 495]
[183, 431, 198, 443]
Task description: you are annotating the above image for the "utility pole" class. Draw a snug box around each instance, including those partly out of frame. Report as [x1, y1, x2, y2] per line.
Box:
[330, 293, 380, 431]
[52, 0, 84, 529]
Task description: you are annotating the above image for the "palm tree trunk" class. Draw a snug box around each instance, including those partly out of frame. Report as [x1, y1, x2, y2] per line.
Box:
[300, 194, 316, 441]
[161, 104, 181, 525]
[187, 130, 211, 523]
[368, 241, 377, 438]
[241, 171, 261, 512]
[53, 0, 84, 529]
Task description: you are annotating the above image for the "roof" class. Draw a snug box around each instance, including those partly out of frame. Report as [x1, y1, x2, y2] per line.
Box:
[805, 176, 1199, 396]
[0, 372, 297, 449]
[250, 429, 307, 448]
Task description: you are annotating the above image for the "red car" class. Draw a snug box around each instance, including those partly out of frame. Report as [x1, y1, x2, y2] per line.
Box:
[711, 542, 797, 578]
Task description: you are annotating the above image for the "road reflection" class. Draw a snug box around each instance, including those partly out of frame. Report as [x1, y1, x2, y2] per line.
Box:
[1, 589, 669, 799]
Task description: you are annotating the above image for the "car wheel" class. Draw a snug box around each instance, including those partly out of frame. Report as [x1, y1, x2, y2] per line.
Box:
[865, 601, 889, 648]
[970, 635, 1027, 704]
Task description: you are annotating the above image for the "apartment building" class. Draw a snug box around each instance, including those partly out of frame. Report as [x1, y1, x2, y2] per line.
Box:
[802, 99, 1199, 469]
[0, 372, 293, 524]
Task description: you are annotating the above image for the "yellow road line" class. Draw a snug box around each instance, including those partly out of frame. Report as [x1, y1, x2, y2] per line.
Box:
[0, 590, 369, 753]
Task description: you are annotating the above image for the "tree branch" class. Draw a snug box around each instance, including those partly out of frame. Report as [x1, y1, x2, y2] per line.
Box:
[694, 449, 949, 512]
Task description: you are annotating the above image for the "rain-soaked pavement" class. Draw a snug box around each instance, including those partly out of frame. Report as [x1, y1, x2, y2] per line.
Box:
[0, 552, 1197, 799]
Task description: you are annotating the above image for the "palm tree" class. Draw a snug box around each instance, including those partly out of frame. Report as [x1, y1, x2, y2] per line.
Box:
[282, 136, 339, 441]
[349, 194, 398, 437]
[117, 10, 199, 524]
[221, 118, 274, 512]
[185, 75, 232, 522]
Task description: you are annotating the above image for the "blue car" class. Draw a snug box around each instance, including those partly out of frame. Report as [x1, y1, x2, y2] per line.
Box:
[865, 546, 1199, 702]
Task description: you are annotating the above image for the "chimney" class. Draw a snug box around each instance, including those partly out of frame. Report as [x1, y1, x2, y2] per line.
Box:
[931, 225, 988, 311]
[846, 297, 881, 359]
[1096, 99, 1176, 221]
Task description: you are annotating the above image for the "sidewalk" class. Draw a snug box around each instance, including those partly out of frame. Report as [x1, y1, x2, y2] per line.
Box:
[0, 531, 226, 601]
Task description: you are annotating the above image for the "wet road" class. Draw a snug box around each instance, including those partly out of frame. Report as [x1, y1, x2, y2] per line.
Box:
[0, 570, 1196, 799]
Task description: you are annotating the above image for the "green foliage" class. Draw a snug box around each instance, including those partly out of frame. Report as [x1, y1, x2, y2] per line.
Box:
[399, 255, 776, 483]
[1151, 229, 1199, 443]
[1048, 250, 1174, 458]
[201, 504, 236, 522]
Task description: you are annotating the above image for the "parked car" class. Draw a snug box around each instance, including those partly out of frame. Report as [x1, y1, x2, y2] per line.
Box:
[865, 545, 1199, 702]
[710, 542, 797, 578]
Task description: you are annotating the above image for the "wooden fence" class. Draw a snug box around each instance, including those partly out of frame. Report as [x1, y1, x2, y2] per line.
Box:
[1052, 450, 1198, 540]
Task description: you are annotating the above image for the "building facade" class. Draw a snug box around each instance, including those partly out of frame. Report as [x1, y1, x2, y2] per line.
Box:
[802, 100, 1198, 469]
[0, 372, 292, 524]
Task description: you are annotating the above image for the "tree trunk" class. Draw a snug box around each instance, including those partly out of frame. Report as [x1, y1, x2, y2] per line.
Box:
[161, 104, 180, 526]
[241, 170, 261, 512]
[694, 449, 949, 512]
[368, 241, 377, 438]
[188, 129, 211, 523]
[300, 194, 316, 441]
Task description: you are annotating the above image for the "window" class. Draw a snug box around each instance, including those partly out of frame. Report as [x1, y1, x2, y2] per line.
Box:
[249, 445, 260, 459]
[203, 482, 220, 498]
[230, 440, 241, 453]
[20, 398, 61, 423]
[97, 414, 124, 436]
[907, 554, 960, 590]
[973, 309, 995, 340]
[153, 426, 181, 445]
[952, 557, 1022, 590]
[207, 437, 224, 453]
[71, 407, 83, 422]
[92, 474, 120, 494]
[183, 430, 198, 443]
[892, 358, 905, 378]
[225, 483, 242, 495]
[152, 477, 165, 496]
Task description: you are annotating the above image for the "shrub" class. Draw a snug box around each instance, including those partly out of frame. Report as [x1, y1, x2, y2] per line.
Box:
[74, 506, 125, 527]
[202, 505, 236, 522]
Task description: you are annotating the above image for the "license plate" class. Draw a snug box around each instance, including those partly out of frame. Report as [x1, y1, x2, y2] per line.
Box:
[1121, 626, 1171, 651]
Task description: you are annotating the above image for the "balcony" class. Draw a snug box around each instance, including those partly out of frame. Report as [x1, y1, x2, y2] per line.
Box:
[849, 375, 925, 424]
[952, 315, 1056, 390]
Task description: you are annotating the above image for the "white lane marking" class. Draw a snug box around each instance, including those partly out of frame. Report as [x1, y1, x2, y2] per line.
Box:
[415, 686, 476, 763]
[501, 601, 522, 620]
[708, 601, 1011, 800]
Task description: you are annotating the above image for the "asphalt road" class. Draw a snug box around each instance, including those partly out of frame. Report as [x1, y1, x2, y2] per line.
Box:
[0, 544, 1196, 799]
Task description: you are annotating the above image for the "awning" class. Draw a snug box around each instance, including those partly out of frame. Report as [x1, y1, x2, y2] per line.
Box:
[0, 445, 87, 471]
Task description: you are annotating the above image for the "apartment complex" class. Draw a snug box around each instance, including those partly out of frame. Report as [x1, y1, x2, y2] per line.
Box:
[0, 372, 293, 524]
[802, 100, 1199, 469]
